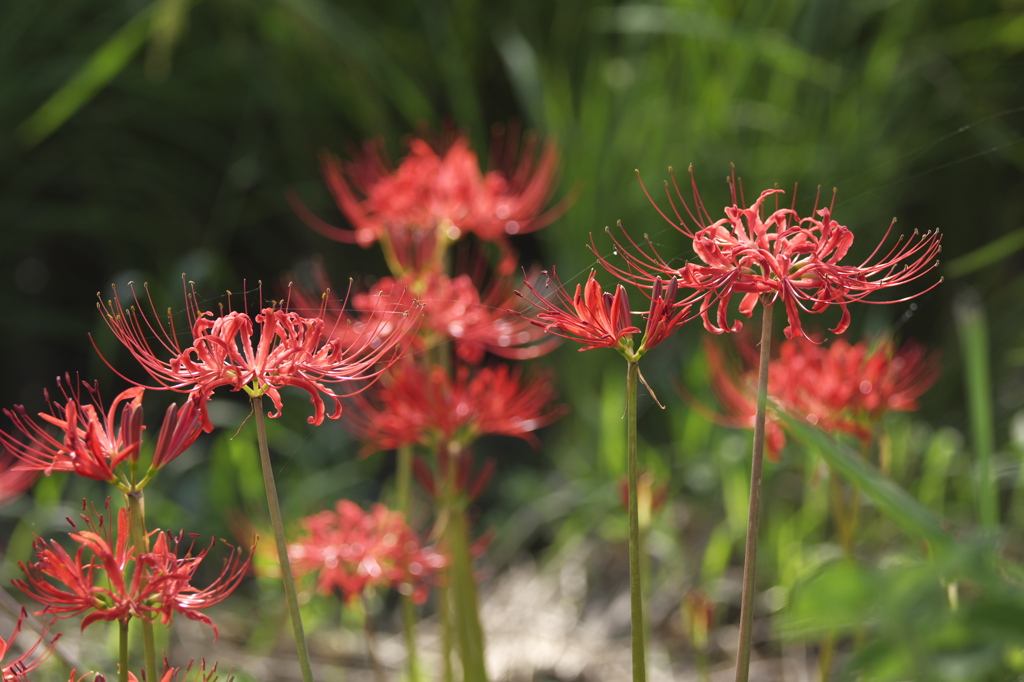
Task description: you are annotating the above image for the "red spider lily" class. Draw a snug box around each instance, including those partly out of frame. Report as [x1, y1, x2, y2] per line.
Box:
[357, 272, 557, 363]
[346, 360, 565, 454]
[290, 132, 560, 262]
[293, 256, 558, 364]
[289, 500, 446, 605]
[704, 334, 940, 456]
[15, 501, 251, 638]
[138, 531, 251, 639]
[0, 608, 59, 682]
[597, 167, 942, 340]
[76, 658, 231, 682]
[95, 278, 420, 431]
[0, 377, 201, 485]
[126, 660, 230, 682]
[516, 269, 692, 360]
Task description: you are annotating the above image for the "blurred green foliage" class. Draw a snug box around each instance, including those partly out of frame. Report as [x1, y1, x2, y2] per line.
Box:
[3, 0, 1024, 678]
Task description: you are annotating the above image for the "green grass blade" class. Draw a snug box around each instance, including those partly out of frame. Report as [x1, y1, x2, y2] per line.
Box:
[955, 290, 999, 528]
[779, 412, 950, 546]
[946, 228, 1024, 278]
[17, 5, 152, 147]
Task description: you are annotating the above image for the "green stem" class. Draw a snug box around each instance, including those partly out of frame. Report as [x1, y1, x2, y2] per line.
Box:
[251, 395, 315, 682]
[396, 445, 421, 682]
[734, 303, 774, 682]
[119, 618, 130, 682]
[125, 490, 157, 680]
[442, 443, 488, 682]
[626, 359, 647, 682]
[439, 580, 454, 682]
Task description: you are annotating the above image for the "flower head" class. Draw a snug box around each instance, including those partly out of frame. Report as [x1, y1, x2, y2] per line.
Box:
[95, 278, 420, 431]
[15, 500, 251, 638]
[346, 360, 564, 454]
[291, 132, 560, 270]
[0, 377, 201, 485]
[597, 167, 942, 340]
[289, 500, 445, 605]
[705, 334, 940, 456]
[516, 269, 691, 360]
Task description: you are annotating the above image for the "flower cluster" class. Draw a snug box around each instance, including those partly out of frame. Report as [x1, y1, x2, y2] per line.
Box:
[705, 334, 940, 457]
[347, 361, 564, 454]
[96, 279, 420, 430]
[289, 500, 445, 604]
[596, 167, 942, 340]
[292, 132, 560, 271]
[15, 501, 250, 638]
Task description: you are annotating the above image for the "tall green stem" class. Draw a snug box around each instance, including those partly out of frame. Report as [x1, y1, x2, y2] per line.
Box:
[396, 444, 421, 682]
[119, 618, 130, 682]
[125, 490, 157, 679]
[443, 445, 488, 682]
[625, 359, 646, 682]
[734, 303, 774, 682]
[251, 395, 315, 682]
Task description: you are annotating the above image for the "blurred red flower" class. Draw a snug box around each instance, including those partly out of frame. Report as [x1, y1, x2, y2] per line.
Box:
[289, 500, 445, 605]
[0, 446, 39, 507]
[705, 334, 940, 457]
[291, 132, 560, 267]
[96, 279, 419, 431]
[346, 360, 564, 454]
[598, 168, 942, 340]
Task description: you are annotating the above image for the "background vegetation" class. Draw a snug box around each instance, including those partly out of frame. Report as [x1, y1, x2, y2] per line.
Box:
[2, 0, 1024, 679]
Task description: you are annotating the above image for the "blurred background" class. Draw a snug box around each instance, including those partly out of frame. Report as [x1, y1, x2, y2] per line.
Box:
[2, 0, 1024, 679]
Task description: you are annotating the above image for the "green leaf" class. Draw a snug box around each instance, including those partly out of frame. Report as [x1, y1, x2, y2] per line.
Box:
[779, 411, 950, 547]
[18, 4, 153, 146]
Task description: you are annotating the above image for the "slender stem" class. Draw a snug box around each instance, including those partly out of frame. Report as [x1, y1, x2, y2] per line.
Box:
[439, 580, 454, 682]
[442, 444, 488, 682]
[734, 303, 774, 682]
[125, 490, 157, 679]
[251, 395, 315, 682]
[450, 505, 488, 681]
[396, 445, 421, 682]
[626, 359, 647, 682]
[119, 619, 130, 682]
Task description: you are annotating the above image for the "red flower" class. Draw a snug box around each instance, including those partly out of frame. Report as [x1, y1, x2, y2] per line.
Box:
[598, 168, 942, 340]
[291, 132, 560, 266]
[123, 660, 228, 682]
[15, 501, 251, 638]
[289, 500, 446, 605]
[138, 531, 251, 639]
[0, 446, 38, 507]
[705, 334, 940, 456]
[346, 360, 565, 454]
[0, 378, 201, 484]
[516, 269, 691, 359]
[0, 608, 58, 682]
[344, 271, 556, 364]
[95, 278, 420, 431]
